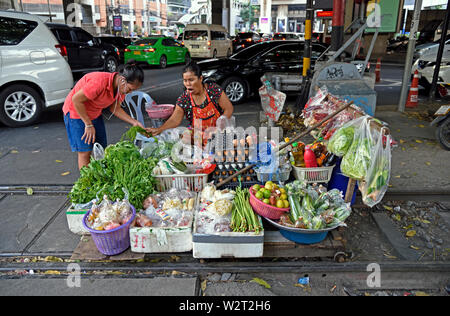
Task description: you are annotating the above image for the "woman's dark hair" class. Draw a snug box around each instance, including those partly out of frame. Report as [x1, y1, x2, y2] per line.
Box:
[182, 61, 202, 78]
[118, 59, 144, 83]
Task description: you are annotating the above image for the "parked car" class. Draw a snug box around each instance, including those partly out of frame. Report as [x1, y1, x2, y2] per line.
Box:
[414, 35, 450, 60]
[183, 24, 232, 58]
[233, 32, 261, 53]
[415, 54, 450, 91]
[273, 32, 301, 41]
[198, 40, 327, 104]
[46, 23, 120, 74]
[0, 11, 73, 127]
[124, 36, 190, 68]
[96, 35, 132, 63]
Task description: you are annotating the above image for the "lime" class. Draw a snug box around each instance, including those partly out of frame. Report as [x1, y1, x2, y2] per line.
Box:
[263, 199, 270, 204]
[276, 200, 284, 208]
[263, 189, 272, 199]
[252, 184, 261, 192]
[255, 191, 264, 200]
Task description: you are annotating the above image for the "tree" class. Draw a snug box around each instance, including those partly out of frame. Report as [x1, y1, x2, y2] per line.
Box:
[240, 3, 259, 30]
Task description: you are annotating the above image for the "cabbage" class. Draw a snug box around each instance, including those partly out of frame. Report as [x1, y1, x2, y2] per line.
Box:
[328, 126, 355, 156]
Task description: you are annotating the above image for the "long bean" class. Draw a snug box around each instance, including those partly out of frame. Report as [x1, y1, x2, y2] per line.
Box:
[231, 187, 262, 234]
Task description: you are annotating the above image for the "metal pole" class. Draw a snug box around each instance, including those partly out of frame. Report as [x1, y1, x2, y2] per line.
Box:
[331, 0, 345, 52]
[47, 0, 52, 22]
[429, 0, 450, 100]
[302, 0, 313, 77]
[398, 0, 423, 113]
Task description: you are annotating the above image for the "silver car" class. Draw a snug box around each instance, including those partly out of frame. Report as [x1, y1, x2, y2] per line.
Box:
[0, 10, 74, 127]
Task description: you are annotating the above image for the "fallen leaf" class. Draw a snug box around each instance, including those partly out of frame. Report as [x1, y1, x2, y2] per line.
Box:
[44, 256, 64, 262]
[201, 280, 207, 292]
[26, 188, 33, 196]
[251, 278, 271, 289]
[401, 147, 406, 151]
[10, 150, 19, 154]
[44, 270, 61, 275]
[394, 175, 401, 178]
[415, 291, 429, 296]
[383, 253, 397, 259]
[383, 206, 393, 212]
[406, 230, 416, 237]
[55, 160, 63, 163]
[415, 140, 423, 144]
[403, 224, 413, 230]
[393, 214, 402, 221]
[61, 172, 70, 176]
[410, 245, 420, 250]
[425, 162, 431, 166]
[418, 124, 425, 128]
[400, 139, 406, 144]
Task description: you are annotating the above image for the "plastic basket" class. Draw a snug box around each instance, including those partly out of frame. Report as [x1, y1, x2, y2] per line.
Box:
[146, 104, 174, 119]
[292, 165, 335, 183]
[82, 205, 136, 256]
[153, 173, 208, 192]
[249, 189, 290, 220]
[255, 166, 292, 183]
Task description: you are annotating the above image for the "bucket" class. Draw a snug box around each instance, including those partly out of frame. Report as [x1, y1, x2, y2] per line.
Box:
[82, 206, 136, 256]
[146, 104, 174, 119]
[328, 158, 357, 205]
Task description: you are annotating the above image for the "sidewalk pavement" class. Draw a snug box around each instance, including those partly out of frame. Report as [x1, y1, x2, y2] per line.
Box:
[0, 101, 449, 296]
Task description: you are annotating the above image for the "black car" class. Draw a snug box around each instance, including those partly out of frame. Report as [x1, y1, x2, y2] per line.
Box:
[96, 35, 132, 64]
[46, 23, 120, 74]
[198, 40, 327, 104]
[233, 32, 261, 53]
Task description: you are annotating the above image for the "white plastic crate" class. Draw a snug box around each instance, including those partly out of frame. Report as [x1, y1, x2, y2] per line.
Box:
[66, 206, 89, 235]
[153, 173, 208, 192]
[129, 226, 193, 253]
[292, 165, 335, 183]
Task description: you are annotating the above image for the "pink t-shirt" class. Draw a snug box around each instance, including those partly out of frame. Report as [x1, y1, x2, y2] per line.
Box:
[63, 72, 125, 120]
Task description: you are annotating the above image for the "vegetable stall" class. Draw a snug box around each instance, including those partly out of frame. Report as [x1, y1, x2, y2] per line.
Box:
[66, 90, 394, 260]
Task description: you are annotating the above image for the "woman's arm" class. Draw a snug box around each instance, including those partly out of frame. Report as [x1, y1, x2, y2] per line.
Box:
[109, 103, 144, 128]
[147, 105, 184, 136]
[217, 91, 233, 119]
[72, 89, 96, 145]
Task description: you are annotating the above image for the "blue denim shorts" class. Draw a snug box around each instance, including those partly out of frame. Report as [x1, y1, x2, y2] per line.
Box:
[64, 112, 107, 152]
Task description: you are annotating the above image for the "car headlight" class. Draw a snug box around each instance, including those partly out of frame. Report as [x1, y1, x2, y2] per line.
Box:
[202, 69, 217, 78]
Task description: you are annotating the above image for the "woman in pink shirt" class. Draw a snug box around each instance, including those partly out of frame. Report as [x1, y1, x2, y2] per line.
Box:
[63, 60, 146, 169]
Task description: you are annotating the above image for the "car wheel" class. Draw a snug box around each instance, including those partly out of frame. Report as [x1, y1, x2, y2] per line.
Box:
[0, 84, 43, 127]
[436, 116, 450, 151]
[160, 55, 167, 69]
[222, 77, 247, 104]
[185, 53, 191, 65]
[105, 56, 118, 72]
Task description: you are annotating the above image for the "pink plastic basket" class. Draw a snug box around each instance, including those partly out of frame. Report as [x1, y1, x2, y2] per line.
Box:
[249, 189, 290, 220]
[146, 104, 175, 119]
[82, 205, 136, 256]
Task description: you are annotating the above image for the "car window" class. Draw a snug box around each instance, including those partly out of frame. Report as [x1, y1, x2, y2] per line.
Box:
[231, 43, 271, 60]
[57, 29, 72, 41]
[162, 38, 177, 46]
[312, 44, 327, 58]
[261, 44, 303, 63]
[74, 30, 93, 44]
[184, 30, 208, 41]
[0, 17, 38, 46]
[134, 38, 158, 46]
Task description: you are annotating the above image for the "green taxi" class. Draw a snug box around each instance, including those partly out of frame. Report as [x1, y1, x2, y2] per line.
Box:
[124, 36, 190, 68]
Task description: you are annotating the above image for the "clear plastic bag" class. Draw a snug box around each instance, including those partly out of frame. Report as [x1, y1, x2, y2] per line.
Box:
[358, 128, 391, 208]
[327, 116, 365, 157]
[92, 143, 105, 160]
[216, 115, 236, 132]
[341, 116, 377, 180]
[259, 75, 286, 122]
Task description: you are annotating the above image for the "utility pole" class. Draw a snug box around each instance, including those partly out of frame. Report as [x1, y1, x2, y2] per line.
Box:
[398, 0, 423, 112]
[331, 0, 345, 52]
[429, 0, 450, 100]
[295, 0, 314, 111]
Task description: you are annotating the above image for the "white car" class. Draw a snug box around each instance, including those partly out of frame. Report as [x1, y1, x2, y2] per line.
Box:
[0, 10, 74, 127]
[415, 53, 450, 90]
[414, 37, 450, 60]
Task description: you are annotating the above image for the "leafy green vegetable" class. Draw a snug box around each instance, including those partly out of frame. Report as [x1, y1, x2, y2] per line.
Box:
[328, 126, 355, 156]
[69, 141, 158, 209]
[341, 137, 373, 180]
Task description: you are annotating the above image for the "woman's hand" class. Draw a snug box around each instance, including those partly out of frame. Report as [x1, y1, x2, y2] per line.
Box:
[81, 125, 96, 145]
[146, 127, 163, 136]
[132, 119, 145, 129]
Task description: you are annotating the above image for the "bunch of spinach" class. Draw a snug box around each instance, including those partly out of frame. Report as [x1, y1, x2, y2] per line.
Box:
[69, 141, 158, 209]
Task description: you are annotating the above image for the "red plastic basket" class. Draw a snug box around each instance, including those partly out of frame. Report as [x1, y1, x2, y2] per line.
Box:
[146, 104, 175, 119]
[249, 189, 290, 220]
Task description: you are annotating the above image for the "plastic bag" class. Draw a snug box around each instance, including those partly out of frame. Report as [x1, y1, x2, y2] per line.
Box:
[341, 116, 377, 180]
[358, 128, 391, 207]
[327, 116, 366, 157]
[259, 75, 286, 122]
[92, 143, 105, 160]
[216, 115, 236, 132]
